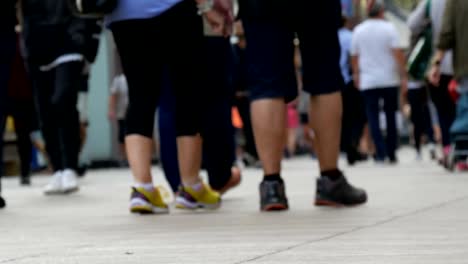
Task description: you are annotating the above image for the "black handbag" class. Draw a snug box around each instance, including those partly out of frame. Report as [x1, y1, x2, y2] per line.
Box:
[69, 0, 118, 18]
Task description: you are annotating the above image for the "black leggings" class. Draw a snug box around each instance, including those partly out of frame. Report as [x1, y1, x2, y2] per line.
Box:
[159, 37, 236, 191]
[30, 61, 82, 172]
[428, 75, 456, 147]
[408, 88, 435, 152]
[110, 0, 205, 139]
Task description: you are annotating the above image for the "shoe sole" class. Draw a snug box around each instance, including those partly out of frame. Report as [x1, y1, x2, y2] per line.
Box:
[45, 187, 79, 195]
[63, 187, 79, 194]
[175, 197, 221, 210]
[261, 203, 289, 211]
[315, 199, 366, 207]
[130, 206, 169, 215]
[130, 197, 169, 214]
[44, 190, 66, 195]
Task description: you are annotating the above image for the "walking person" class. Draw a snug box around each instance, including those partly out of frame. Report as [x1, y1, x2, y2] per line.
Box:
[158, 38, 241, 194]
[351, 0, 408, 163]
[408, 0, 456, 165]
[0, 0, 17, 208]
[108, 73, 128, 165]
[407, 81, 436, 160]
[7, 33, 36, 186]
[237, 0, 367, 211]
[339, 15, 368, 166]
[106, 0, 232, 213]
[429, 0, 468, 144]
[21, 0, 88, 194]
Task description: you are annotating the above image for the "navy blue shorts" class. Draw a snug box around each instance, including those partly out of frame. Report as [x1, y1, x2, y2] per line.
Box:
[241, 0, 344, 102]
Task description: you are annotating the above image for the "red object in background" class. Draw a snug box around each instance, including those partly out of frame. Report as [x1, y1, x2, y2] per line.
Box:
[448, 79, 460, 103]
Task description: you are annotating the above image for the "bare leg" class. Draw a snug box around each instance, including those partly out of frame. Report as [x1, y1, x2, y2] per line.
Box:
[177, 135, 203, 186]
[309, 92, 342, 172]
[251, 99, 287, 175]
[287, 128, 298, 156]
[126, 135, 153, 184]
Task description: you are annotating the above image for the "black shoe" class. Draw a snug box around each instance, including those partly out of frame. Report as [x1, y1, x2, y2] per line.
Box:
[77, 165, 88, 178]
[260, 180, 289, 211]
[315, 174, 367, 207]
[389, 156, 398, 164]
[357, 152, 369, 161]
[20, 177, 31, 186]
[347, 150, 368, 166]
[0, 195, 5, 209]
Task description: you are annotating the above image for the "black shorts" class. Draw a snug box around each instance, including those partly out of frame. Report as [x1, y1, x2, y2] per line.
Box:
[117, 119, 126, 144]
[241, 0, 344, 102]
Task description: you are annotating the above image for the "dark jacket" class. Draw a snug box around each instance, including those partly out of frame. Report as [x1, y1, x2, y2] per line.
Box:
[21, 0, 88, 65]
[0, 0, 16, 35]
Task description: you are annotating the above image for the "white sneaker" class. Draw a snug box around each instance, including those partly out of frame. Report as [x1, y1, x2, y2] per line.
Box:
[44, 171, 64, 195]
[62, 169, 79, 193]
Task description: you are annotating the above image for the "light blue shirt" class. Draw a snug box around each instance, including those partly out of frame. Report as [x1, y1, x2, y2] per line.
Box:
[106, 0, 183, 25]
[338, 27, 353, 85]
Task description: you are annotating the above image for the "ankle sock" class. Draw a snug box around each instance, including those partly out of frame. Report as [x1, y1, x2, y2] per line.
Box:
[263, 173, 283, 182]
[134, 182, 155, 192]
[320, 169, 342, 181]
[183, 181, 203, 192]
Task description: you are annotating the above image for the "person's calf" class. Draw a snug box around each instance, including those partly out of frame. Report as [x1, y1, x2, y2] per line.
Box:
[251, 99, 286, 175]
[309, 92, 342, 171]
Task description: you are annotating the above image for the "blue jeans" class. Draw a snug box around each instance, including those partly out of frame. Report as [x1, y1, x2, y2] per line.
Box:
[362, 88, 398, 161]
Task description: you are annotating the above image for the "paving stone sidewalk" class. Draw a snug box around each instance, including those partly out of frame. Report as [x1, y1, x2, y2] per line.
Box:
[1, 148, 467, 263]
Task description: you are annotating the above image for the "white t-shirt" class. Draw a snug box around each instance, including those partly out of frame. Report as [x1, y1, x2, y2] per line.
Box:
[351, 19, 401, 90]
[110, 75, 129, 120]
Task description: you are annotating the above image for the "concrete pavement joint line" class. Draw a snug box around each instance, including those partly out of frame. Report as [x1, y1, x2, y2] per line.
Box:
[0, 254, 47, 263]
[233, 195, 468, 264]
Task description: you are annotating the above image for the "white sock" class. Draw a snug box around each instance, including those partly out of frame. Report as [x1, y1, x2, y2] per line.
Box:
[184, 181, 203, 191]
[134, 182, 154, 192]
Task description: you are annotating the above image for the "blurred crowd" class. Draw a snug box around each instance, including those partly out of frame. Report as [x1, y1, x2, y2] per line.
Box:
[1, 0, 467, 213]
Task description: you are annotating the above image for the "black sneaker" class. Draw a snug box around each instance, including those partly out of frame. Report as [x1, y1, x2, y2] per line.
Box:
[389, 156, 398, 165]
[0, 195, 5, 209]
[315, 174, 367, 207]
[260, 180, 289, 211]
